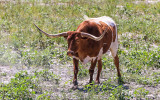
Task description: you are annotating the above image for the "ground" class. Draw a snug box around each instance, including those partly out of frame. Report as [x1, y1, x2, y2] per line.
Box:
[0, 0, 160, 99]
[1, 60, 160, 99]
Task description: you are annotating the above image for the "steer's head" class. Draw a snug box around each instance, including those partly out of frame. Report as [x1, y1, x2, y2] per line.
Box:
[34, 24, 107, 57]
[66, 31, 82, 57]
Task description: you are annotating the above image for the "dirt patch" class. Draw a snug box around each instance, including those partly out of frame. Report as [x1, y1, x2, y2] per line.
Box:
[1, 64, 160, 99]
[0, 66, 18, 84]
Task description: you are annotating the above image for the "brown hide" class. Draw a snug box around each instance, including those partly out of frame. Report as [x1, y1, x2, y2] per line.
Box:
[73, 20, 114, 61]
[76, 21, 101, 61]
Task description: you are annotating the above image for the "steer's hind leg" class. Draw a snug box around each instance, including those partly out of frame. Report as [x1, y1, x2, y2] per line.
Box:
[113, 54, 121, 77]
[113, 54, 124, 84]
[95, 59, 102, 84]
[110, 47, 121, 77]
[110, 42, 123, 84]
[110, 48, 123, 84]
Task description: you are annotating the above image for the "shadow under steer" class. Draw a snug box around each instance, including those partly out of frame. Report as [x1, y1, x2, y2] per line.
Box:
[73, 80, 129, 93]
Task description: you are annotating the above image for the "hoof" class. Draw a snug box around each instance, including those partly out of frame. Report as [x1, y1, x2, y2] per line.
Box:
[89, 81, 94, 85]
[118, 77, 124, 85]
[73, 80, 78, 86]
[95, 80, 100, 84]
[72, 85, 78, 90]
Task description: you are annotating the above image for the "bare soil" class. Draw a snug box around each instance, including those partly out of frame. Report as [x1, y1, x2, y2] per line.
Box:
[1, 63, 160, 99]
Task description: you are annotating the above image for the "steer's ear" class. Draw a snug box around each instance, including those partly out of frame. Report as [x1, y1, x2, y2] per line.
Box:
[81, 37, 88, 39]
[80, 35, 88, 40]
[63, 35, 68, 39]
[78, 33, 88, 39]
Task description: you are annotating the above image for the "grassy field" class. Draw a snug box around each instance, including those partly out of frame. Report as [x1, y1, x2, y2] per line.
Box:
[0, 0, 160, 99]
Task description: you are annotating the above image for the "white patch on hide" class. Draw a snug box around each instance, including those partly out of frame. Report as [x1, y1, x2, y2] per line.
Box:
[97, 47, 103, 59]
[82, 56, 96, 65]
[110, 25, 118, 57]
[89, 16, 116, 27]
[110, 40, 118, 57]
[82, 47, 103, 64]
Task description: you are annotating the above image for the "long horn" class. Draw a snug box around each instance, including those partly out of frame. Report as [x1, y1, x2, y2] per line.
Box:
[80, 27, 109, 41]
[34, 23, 68, 38]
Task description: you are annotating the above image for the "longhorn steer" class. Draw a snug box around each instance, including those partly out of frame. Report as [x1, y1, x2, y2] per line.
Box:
[34, 16, 121, 88]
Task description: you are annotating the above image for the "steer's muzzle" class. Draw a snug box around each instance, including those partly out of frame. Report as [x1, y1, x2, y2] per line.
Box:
[67, 50, 74, 56]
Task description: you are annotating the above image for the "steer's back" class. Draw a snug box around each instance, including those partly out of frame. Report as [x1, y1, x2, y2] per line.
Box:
[87, 16, 118, 54]
[83, 16, 117, 41]
[89, 16, 116, 28]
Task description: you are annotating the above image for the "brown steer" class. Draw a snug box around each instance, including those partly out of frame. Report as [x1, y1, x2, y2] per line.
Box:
[34, 16, 121, 88]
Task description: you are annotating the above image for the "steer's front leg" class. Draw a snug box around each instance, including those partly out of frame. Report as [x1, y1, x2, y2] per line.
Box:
[95, 59, 102, 84]
[89, 58, 97, 83]
[73, 58, 79, 88]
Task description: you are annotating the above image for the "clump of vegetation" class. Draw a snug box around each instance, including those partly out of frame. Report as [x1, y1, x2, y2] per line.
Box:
[0, 71, 40, 100]
[0, 69, 60, 100]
